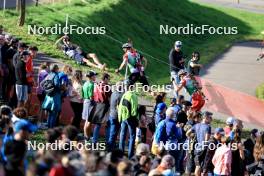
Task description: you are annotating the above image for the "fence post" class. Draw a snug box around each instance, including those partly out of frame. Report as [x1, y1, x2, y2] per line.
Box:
[3, 0, 6, 16]
[65, 14, 69, 34]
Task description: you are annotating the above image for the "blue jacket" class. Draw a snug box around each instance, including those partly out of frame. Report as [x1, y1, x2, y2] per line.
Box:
[42, 72, 62, 112]
[155, 113, 166, 126]
[154, 118, 182, 144]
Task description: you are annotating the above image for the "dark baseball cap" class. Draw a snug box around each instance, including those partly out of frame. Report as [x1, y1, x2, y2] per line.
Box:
[86, 70, 97, 78]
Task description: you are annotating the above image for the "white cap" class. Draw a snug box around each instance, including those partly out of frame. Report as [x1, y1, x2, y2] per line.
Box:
[175, 41, 182, 47]
[226, 117, 235, 125]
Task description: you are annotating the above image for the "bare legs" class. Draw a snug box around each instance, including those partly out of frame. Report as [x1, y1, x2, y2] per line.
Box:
[84, 53, 108, 71]
[84, 120, 92, 139]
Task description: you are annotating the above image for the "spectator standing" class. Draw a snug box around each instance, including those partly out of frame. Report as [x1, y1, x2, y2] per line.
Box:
[148, 92, 166, 134]
[244, 129, 259, 166]
[25, 46, 38, 113]
[36, 63, 49, 127]
[175, 100, 192, 173]
[0, 35, 9, 101]
[170, 95, 184, 121]
[164, 108, 183, 173]
[186, 111, 212, 176]
[5, 38, 19, 108]
[212, 136, 232, 176]
[36, 64, 49, 103]
[118, 86, 139, 159]
[69, 70, 83, 129]
[184, 112, 202, 176]
[154, 102, 167, 127]
[56, 65, 73, 126]
[107, 81, 124, 151]
[177, 100, 192, 127]
[169, 41, 184, 85]
[81, 71, 97, 140]
[12, 42, 27, 67]
[251, 132, 264, 175]
[90, 73, 111, 143]
[188, 51, 202, 76]
[224, 117, 235, 137]
[15, 51, 29, 108]
[137, 105, 148, 144]
[230, 128, 245, 176]
[41, 64, 62, 128]
[202, 128, 225, 175]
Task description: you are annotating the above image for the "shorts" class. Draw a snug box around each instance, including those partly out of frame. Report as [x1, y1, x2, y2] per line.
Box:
[82, 99, 95, 121]
[186, 153, 195, 174]
[194, 150, 206, 167]
[89, 102, 109, 124]
[15, 84, 28, 102]
[74, 53, 85, 63]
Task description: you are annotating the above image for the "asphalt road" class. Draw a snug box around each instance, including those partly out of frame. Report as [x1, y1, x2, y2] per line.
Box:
[0, 0, 34, 9]
[195, 0, 264, 14]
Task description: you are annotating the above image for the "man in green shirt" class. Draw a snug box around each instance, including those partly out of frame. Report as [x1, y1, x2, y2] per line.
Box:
[82, 71, 97, 140]
[118, 85, 139, 158]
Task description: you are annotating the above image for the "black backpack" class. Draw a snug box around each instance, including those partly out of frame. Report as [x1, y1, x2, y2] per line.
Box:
[40, 73, 57, 96]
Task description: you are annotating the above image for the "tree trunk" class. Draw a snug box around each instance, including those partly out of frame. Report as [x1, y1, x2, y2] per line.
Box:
[18, 0, 26, 26]
[36, 0, 39, 6]
[16, 0, 21, 11]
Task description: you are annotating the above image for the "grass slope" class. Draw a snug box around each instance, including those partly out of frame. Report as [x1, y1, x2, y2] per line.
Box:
[1, 0, 264, 84]
[256, 83, 264, 100]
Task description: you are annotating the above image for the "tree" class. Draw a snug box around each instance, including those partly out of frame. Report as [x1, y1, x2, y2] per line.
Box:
[18, 0, 26, 26]
[36, 0, 39, 6]
[16, 0, 21, 11]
